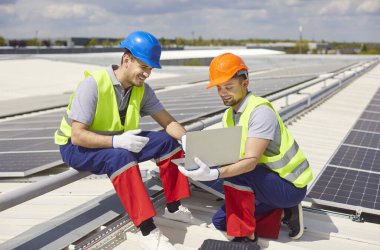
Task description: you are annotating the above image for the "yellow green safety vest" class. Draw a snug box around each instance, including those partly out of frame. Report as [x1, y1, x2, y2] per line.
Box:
[54, 69, 144, 145]
[223, 95, 313, 188]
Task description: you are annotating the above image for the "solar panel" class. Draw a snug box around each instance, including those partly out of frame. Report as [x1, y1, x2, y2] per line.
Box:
[0, 122, 60, 129]
[0, 139, 56, 152]
[190, 179, 225, 199]
[344, 130, 380, 149]
[353, 120, 380, 133]
[0, 59, 364, 178]
[328, 145, 380, 172]
[307, 166, 380, 214]
[360, 111, 380, 122]
[0, 152, 62, 177]
[307, 87, 380, 215]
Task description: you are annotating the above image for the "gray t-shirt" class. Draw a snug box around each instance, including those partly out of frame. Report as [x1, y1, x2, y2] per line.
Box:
[69, 65, 164, 126]
[233, 93, 281, 156]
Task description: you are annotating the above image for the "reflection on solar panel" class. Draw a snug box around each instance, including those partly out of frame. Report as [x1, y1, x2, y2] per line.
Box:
[308, 87, 380, 215]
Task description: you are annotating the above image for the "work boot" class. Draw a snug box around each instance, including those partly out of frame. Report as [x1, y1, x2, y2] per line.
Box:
[138, 228, 175, 250]
[286, 203, 304, 240]
[163, 205, 193, 223]
[281, 207, 292, 225]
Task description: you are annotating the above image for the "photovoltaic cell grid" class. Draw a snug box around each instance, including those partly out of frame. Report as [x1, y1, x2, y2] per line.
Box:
[308, 167, 380, 211]
[308, 87, 380, 215]
[0, 61, 359, 177]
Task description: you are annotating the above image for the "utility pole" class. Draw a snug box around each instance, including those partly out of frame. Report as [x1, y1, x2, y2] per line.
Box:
[299, 25, 303, 54]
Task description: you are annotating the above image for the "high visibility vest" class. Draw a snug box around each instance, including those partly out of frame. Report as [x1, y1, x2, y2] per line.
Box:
[223, 95, 313, 188]
[54, 69, 144, 145]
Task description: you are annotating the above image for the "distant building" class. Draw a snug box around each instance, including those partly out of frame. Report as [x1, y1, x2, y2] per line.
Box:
[316, 44, 335, 54]
[70, 37, 121, 47]
[246, 42, 296, 51]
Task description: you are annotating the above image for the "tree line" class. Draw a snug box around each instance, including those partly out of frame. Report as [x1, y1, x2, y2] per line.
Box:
[0, 35, 379, 55]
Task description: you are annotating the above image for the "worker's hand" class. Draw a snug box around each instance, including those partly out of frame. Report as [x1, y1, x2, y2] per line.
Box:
[179, 134, 186, 152]
[178, 157, 220, 181]
[112, 129, 149, 153]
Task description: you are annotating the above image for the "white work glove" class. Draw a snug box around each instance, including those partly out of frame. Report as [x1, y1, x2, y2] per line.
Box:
[179, 134, 186, 152]
[112, 129, 149, 153]
[178, 157, 220, 181]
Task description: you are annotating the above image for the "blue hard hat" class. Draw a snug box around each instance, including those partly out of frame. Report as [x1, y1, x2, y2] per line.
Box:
[120, 31, 162, 69]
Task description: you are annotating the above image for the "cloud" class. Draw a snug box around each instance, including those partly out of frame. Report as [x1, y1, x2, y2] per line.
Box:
[357, 0, 380, 14]
[43, 4, 106, 22]
[0, 4, 15, 15]
[318, 0, 352, 15]
[0, 0, 378, 43]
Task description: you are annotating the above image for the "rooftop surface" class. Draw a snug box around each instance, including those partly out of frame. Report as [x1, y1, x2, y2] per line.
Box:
[0, 50, 379, 249]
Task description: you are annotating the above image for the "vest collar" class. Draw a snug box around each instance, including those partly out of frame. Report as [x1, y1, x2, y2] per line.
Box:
[109, 65, 124, 86]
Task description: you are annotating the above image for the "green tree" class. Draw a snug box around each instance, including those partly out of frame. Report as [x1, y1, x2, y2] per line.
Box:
[101, 39, 112, 47]
[0, 36, 6, 46]
[175, 37, 185, 46]
[361, 44, 368, 53]
[295, 40, 309, 54]
[86, 38, 98, 47]
[54, 40, 67, 46]
[27, 38, 41, 46]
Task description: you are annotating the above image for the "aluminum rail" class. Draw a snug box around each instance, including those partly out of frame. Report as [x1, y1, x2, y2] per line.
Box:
[0, 169, 91, 212]
[0, 58, 378, 213]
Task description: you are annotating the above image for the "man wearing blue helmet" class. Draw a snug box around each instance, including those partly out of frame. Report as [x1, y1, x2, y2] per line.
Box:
[55, 31, 190, 250]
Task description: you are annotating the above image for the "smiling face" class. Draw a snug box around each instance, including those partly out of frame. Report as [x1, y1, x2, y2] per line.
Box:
[121, 53, 153, 88]
[216, 76, 249, 111]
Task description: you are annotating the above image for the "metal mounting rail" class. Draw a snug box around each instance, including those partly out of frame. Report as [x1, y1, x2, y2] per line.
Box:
[0, 58, 378, 214]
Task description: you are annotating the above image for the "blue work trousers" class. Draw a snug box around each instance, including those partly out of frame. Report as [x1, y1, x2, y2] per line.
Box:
[212, 164, 306, 232]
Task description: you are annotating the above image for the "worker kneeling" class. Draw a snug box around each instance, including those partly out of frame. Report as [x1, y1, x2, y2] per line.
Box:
[179, 53, 313, 244]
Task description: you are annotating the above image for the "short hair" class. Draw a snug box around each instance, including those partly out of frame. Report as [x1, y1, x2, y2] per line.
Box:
[233, 70, 248, 82]
[121, 49, 132, 65]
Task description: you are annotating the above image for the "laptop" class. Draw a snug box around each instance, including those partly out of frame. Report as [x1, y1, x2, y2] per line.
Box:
[172, 126, 242, 170]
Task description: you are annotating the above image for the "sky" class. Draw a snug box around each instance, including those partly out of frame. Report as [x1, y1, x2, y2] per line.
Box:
[0, 0, 379, 43]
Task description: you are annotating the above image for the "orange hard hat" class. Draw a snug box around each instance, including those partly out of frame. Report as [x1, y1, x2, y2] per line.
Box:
[207, 53, 248, 88]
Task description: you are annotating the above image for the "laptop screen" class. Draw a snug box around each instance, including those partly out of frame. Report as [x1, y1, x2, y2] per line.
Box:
[175, 126, 242, 170]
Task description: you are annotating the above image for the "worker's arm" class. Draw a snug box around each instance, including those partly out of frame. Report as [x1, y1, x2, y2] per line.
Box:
[71, 121, 150, 152]
[71, 121, 112, 148]
[152, 109, 186, 140]
[219, 137, 270, 178]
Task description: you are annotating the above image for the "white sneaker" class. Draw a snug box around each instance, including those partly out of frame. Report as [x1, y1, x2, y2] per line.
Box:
[163, 205, 193, 223]
[138, 228, 175, 250]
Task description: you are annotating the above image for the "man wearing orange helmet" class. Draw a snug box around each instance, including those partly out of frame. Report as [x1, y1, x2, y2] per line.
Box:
[179, 53, 313, 244]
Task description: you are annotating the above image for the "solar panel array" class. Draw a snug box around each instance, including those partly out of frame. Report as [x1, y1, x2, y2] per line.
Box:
[307, 87, 380, 215]
[0, 59, 362, 177]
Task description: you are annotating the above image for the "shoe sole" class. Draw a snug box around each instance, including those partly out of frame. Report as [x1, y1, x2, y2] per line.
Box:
[290, 203, 304, 240]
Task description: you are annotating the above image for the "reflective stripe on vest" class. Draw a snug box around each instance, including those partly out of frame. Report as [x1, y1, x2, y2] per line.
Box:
[54, 69, 144, 145]
[222, 95, 313, 188]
